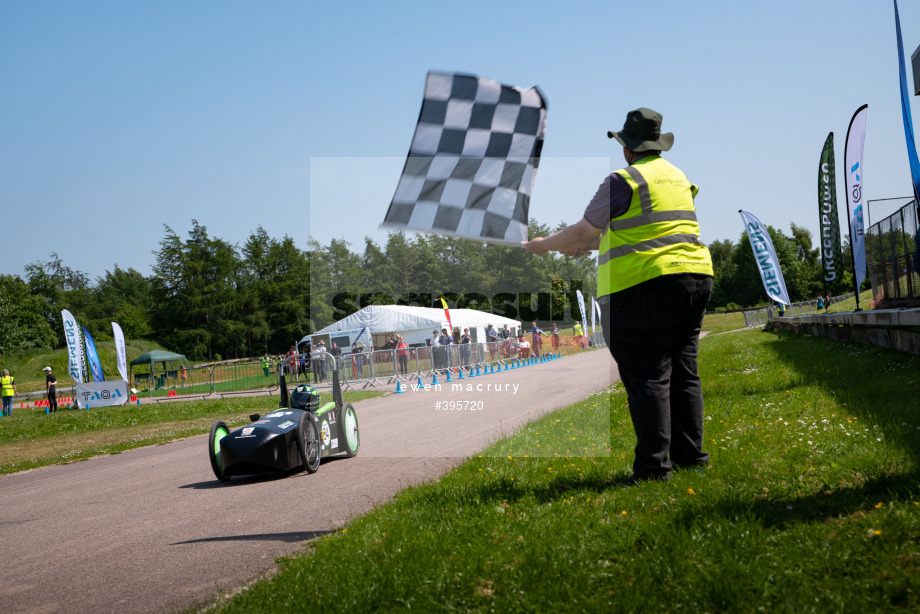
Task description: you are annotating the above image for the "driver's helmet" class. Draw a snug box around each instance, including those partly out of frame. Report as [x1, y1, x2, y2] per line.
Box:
[290, 384, 320, 411]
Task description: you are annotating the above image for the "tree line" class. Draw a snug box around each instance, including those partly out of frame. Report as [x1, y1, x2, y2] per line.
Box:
[0, 218, 853, 360]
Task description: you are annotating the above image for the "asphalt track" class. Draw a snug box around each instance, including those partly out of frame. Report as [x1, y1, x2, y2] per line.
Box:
[0, 350, 616, 614]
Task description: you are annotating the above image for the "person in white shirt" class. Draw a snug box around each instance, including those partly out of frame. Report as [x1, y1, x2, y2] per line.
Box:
[517, 336, 531, 359]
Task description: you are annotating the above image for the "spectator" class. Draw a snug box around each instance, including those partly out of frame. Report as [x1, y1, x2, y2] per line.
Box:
[396, 335, 409, 375]
[486, 324, 498, 360]
[517, 335, 531, 359]
[530, 322, 546, 358]
[1, 368, 16, 417]
[550, 323, 560, 352]
[312, 341, 327, 383]
[43, 366, 58, 413]
[459, 328, 472, 368]
[331, 342, 343, 373]
[438, 328, 453, 373]
[429, 330, 441, 370]
[500, 324, 513, 358]
[286, 346, 298, 381]
[352, 338, 366, 378]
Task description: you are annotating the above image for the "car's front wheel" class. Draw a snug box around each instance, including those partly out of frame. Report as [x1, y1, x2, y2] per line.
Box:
[341, 403, 359, 457]
[208, 421, 231, 482]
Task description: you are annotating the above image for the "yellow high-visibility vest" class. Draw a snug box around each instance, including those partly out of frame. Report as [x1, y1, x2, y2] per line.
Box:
[597, 155, 713, 297]
[0, 375, 15, 397]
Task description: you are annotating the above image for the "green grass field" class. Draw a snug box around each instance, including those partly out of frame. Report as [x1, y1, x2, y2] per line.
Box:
[204, 327, 920, 613]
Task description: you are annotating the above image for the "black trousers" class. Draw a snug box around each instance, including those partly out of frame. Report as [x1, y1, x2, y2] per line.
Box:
[602, 273, 713, 480]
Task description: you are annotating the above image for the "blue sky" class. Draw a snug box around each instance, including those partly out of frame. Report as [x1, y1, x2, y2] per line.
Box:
[3, 0, 919, 280]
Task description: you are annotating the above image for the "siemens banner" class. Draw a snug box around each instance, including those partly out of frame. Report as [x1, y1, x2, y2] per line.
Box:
[739, 210, 791, 306]
[61, 309, 85, 384]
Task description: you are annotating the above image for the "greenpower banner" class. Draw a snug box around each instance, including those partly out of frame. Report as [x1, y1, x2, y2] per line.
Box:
[818, 133, 842, 283]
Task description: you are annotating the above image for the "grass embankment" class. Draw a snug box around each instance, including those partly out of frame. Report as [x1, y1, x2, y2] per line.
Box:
[207, 328, 920, 613]
[702, 289, 876, 335]
[0, 390, 381, 475]
[0, 339, 169, 394]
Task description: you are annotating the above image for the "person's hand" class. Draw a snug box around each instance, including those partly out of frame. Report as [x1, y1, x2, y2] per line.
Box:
[524, 237, 548, 254]
[561, 247, 591, 258]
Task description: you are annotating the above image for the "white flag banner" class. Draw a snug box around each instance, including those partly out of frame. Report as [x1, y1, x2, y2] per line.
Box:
[382, 71, 547, 245]
[590, 296, 597, 334]
[845, 104, 868, 300]
[738, 210, 791, 307]
[75, 380, 129, 409]
[61, 309, 85, 384]
[575, 290, 589, 340]
[593, 298, 601, 334]
[112, 321, 128, 381]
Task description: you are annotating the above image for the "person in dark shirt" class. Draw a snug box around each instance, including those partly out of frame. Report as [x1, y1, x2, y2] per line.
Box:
[43, 367, 58, 413]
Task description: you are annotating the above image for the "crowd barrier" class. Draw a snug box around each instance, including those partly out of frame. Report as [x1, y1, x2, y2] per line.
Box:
[303, 333, 604, 390]
[132, 359, 282, 401]
[742, 293, 855, 328]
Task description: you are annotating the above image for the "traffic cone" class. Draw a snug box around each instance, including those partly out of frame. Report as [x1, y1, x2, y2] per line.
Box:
[395, 380, 405, 393]
[445, 369, 453, 382]
[458, 368, 465, 379]
[417, 375, 423, 388]
[431, 373, 440, 386]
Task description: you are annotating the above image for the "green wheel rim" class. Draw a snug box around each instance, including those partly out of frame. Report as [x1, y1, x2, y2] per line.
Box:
[344, 406, 358, 451]
[213, 426, 228, 472]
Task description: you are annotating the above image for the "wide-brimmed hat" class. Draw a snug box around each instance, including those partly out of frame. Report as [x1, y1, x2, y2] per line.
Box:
[607, 107, 673, 152]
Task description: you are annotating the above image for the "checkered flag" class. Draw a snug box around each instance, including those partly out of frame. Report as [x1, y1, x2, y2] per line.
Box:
[382, 71, 547, 244]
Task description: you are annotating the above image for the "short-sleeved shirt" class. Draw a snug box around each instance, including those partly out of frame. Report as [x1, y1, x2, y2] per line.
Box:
[46, 373, 57, 388]
[583, 173, 633, 230]
[583, 154, 661, 230]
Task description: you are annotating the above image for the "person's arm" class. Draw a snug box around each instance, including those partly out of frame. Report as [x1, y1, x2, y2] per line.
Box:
[524, 217, 603, 257]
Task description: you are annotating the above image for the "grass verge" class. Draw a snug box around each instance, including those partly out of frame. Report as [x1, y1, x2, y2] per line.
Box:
[0, 390, 382, 475]
[206, 328, 920, 613]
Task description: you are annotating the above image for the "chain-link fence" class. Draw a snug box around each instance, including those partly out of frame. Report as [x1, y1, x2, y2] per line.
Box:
[866, 197, 920, 308]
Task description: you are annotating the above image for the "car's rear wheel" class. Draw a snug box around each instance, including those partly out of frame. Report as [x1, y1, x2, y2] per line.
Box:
[297, 412, 321, 474]
[208, 421, 231, 482]
[341, 403, 359, 457]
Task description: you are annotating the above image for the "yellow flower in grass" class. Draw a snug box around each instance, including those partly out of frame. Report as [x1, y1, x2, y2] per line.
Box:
[687, 488, 696, 495]
[875, 502, 883, 509]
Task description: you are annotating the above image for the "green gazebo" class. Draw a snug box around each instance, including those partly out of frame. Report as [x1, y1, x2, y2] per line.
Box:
[129, 350, 189, 390]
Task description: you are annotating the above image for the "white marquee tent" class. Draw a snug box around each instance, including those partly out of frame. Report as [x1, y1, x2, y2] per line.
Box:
[305, 305, 522, 349]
